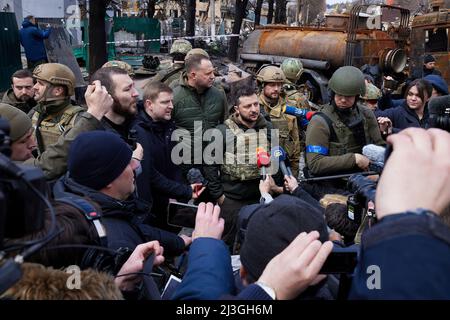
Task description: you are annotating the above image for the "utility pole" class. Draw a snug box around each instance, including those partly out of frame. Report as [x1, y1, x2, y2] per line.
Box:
[210, 0, 215, 40]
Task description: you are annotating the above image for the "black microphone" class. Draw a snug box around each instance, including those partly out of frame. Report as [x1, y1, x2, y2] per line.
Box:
[271, 146, 292, 176]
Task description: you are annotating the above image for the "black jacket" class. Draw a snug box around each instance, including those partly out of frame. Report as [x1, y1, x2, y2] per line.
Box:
[53, 175, 186, 256]
[133, 110, 192, 227]
[375, 101, 429, 133]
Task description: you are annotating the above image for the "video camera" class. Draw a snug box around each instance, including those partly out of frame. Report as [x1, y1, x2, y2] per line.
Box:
[429, 95, 450, 132]
[0, 116, 51, 295]
[346, 174, 377, 227]
[0, 117, 47, 249]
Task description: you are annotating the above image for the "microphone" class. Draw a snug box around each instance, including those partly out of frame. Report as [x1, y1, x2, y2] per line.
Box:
[256, 147, 270, 180]
[284, 106, 316, 126]
[271, 146, 292, 177]
[362, 144, 386, 173]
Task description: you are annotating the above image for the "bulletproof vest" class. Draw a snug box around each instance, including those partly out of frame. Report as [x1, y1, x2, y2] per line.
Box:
[221, 119, 269, 181]
[319, 104, 371, 156]
[282, 84, 309, 110]
[259, 95, 300, 164]
[32, 102, 84, 152]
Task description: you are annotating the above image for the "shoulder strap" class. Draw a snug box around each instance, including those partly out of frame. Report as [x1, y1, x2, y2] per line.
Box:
[160, 66, 184, 83]
[56, 196, 108, 247]
[312, 112, 337, 142]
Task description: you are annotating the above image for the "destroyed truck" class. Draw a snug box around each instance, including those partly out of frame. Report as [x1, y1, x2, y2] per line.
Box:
[240, 4, 410, 104]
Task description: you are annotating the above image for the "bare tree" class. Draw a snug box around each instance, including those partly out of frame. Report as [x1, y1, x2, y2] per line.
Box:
[254, 0, 263, 25]
[275, 0, 287, 23]
[267, 0, 274, 24]
[89, 0, 109, 75]
[146, 0, 157, 18]
[299, 0, 325, 25]
[228, 0, 249, 61]
[186, 0, 196, 39]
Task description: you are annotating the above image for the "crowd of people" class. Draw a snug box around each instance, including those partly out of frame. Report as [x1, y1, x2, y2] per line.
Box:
[0, 30, 450, 300]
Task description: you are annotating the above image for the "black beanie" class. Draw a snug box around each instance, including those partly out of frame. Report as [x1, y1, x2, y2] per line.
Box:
[68, 131, 132, 190]
[240, 194, 328, 283]
[424, 54, 436, 64]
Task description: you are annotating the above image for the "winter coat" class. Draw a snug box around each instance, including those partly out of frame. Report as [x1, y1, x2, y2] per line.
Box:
[1, 88, 36, 113]
[172, 73, 228, 163]
[375, 101, 429, 132]
[350, 211, 450, 299]
[19, 19, 51, 62]
[172, 238, 235, 300]
[134, 110, 192, 226]
[54, 175, 186, 256]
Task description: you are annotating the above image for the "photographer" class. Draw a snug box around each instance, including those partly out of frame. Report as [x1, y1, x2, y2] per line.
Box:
[350, 128, 450, 299]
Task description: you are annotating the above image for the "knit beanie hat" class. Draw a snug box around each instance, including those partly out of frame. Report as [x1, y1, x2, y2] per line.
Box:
[0, 103, 32, 142]
[240, 194, 328, 283]
[424, 54, 436, 64]
[68, 131, 132, 190]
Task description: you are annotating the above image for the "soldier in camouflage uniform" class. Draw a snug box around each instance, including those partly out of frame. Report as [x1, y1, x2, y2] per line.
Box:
[145, 39, 192, 88]
[206, 84, 274, 246]
[304, 66, 384, 199]
[257, 65, 301, 177]
[29, 63, 85, 155]
[359, 82, 382, 111]
[281, 58, 310, 111]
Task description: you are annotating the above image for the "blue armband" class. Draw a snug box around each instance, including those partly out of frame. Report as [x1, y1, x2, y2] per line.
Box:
[306, 145, 329, 155]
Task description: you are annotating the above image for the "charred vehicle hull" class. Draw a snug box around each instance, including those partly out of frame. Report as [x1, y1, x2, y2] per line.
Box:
[241, 5, 410, 103]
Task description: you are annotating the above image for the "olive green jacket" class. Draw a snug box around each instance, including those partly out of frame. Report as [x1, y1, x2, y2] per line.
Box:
[24, 112, 102, 180]
[1, 89, 36, 113]
[305, 103, 385, 176]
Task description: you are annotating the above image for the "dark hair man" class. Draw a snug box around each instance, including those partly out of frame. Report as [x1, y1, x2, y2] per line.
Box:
[1, 69, 36, 113]
[171, 54, 228, 199]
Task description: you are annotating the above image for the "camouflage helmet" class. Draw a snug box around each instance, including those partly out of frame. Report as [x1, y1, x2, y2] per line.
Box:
[281, 58, 304, 82]
[328, 66, 365, 96]
[170, 39, 193, 55]
[360, 83, 382, 100]
[185, 48, 210, 60]
[102, 60, 135, 77]
[33, 63, 76, 96]
[256, 65, 286, 84]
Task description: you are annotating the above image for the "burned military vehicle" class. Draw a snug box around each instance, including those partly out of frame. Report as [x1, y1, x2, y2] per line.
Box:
[240, 4, 410, 104]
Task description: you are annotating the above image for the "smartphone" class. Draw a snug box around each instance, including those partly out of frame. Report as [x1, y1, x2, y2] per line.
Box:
[319, 248, 358, 274]
[167, 201, 198, 229]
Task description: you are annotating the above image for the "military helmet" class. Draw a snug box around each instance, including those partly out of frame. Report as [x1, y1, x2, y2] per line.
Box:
[33, 63, 76, 96]
[360, 83, 382, 100]
[185, 48, 210, 60]
[328, 66, 365, 96]
[102, 60, 135, 77]
[256, 65, 286, 84]
[170, 39, 193, 55]
[281, 58, 304, 82]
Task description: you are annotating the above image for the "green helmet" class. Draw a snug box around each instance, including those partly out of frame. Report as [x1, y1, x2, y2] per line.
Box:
[102, 60, 135, 77]
[33, 63, 76, 96]
[328, 66, 365, 96]
[170, 39, 193, 55]
[281, 58, 303, 82]
[360, 83, 381, 100]
[256, 65, 286, 84]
